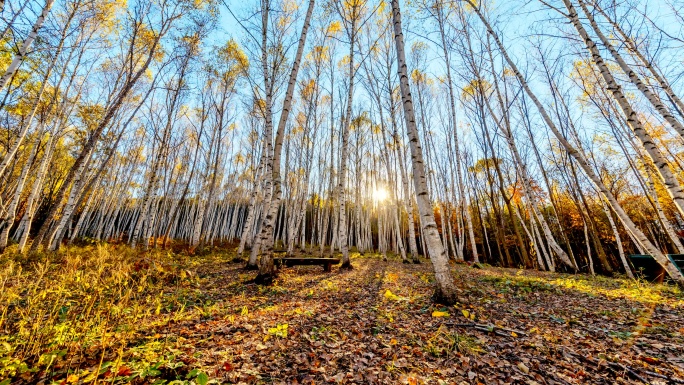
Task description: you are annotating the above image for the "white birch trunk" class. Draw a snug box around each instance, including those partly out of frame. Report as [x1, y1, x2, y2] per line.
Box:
[468, 0, 684, 285]
[435, 1, 478, 263]
[646, 171, 684, 254]
[392, 0, 457, 302]
[593, 3, 684, 121]
[577, 0, 684, 139]
[583, 221, 595, 275]
[47, 146, 96, 250]
[18, 131, 56, 253]
[252, 0, 315, 280]
[561, 0, 684, 218]
[600, 197, 634, 278]
[0, 137, 39, 251]
[0, 0, 54, 94]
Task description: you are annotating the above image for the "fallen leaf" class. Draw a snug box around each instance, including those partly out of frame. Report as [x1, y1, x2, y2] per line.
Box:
[384, 289, 401, 301]
[116, 366, 133, 376]
[267, 323, 288, 338]
[640, 356, 659, 364]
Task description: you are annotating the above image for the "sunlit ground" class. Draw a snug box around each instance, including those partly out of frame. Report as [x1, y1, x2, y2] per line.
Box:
[0, 245, 682, 384]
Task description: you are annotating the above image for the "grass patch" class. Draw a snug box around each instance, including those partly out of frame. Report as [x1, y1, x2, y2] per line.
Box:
[424, 325, 483, 357]
[0, 244, 213, 383]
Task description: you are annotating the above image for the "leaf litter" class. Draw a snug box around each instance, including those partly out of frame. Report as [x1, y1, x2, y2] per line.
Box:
[1, 249, 683, 384]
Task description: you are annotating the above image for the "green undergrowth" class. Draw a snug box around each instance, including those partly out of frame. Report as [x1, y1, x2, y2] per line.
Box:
[0, 244, 226, 384]
[477, 268, 683, 305]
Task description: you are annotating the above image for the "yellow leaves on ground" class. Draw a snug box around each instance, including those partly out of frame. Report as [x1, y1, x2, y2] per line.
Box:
[267, 323, 288, 338]
[461, 309, 475, 321]
[431, 310, 450, 317]
[384, 289, 401, 301]
[385, 272, 399, 283]
[241, 306, 248, 316]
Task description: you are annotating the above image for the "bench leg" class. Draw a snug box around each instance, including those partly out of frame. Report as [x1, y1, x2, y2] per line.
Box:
[324, 263, 332, 272]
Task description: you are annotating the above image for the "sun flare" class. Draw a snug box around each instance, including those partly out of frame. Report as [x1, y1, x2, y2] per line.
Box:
[373, 187, 388, 202]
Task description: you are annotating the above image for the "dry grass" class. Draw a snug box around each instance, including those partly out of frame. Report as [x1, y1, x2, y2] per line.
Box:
[0, 244, 211, 384]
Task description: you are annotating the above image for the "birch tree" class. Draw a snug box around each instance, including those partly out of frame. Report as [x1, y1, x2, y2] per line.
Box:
[392, 0, 458, 303]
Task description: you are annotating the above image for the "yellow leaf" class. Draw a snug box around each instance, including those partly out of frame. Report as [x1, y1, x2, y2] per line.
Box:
[390, 338, 398, 345]
[384, 289, 400, 301]
[511, 331, 518, 337]
[327, 20, 342, 36]
[462, 309, 470, 319]
[432, 310, 450, 317]
[80, 371, 97, 383]
[241, 306, 248, 316]
[267, 323, 288, 338]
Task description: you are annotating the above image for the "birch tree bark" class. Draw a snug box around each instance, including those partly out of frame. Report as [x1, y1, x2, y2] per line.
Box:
[31, 6, 176, 252]
[576, 0, 684, 139]
[17, 130, 56, 253]
[0, 0, 55, 94]
[0, 137, 39, 251]
[590, 0, 684, 121]
[0, 2, 72, 181]
[392, 0, 458, 303]
[558, 0, 684, 218]
[252, 0, 316, 282]
[467, 0, 684, 285]
[434, 0, 478, 263]
[600, 197, 634, 278]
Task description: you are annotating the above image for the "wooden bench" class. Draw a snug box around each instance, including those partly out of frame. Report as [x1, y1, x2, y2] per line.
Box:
[628, 254, 665, 283]
[667, 254, 684, 275]
[274, 258, 340, 272]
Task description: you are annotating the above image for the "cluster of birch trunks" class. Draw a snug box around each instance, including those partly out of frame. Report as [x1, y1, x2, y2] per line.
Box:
[1, 0, 684, 297]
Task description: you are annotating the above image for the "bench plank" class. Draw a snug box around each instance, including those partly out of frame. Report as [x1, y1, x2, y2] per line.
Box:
[667, 254, 684, 275]
[274, 258, 341, 272]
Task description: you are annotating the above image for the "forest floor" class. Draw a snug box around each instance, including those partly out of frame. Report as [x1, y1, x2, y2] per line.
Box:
[1, 245, 683, 385]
